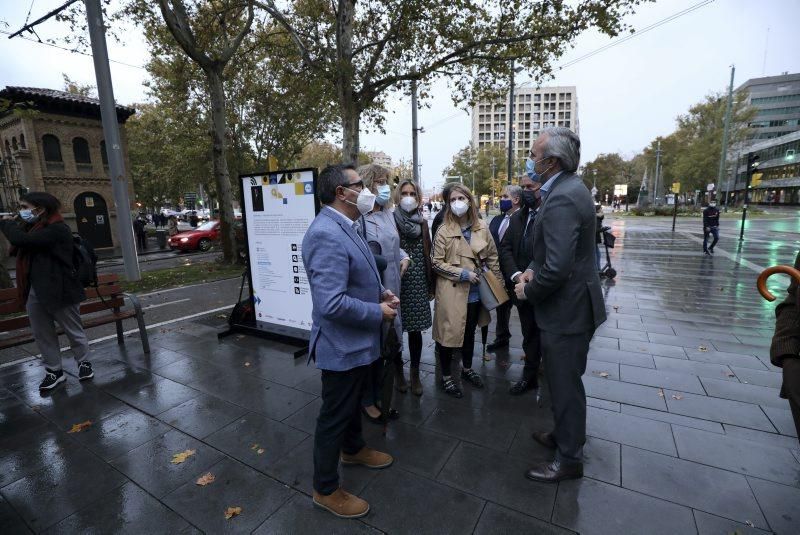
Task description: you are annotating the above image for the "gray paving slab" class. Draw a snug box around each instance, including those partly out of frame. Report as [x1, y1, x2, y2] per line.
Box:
[664, 390, 777, 432]
[621, 445, 767, 528]
[620, 404, 724, 434]
[700, 377, 785, 409]
[552, 477, 696, 535]
[685, 348, 770, 370]
[590, 336, 620, 350]
[653, 356, 738, 381]
[619, 364, 706, 394]
[747, 477, 800, 535]
[474, 503, 575, 535]
[583, 375, 667, 411]
[722, 425, 800, 450]
[672, 425, 800, 487]
[762, 405, 799, 437]
[620, 339, 688, 359]
[156, 392, 248, 440]
[729, 366, 784, 388]
[693, 510, 772, 535]
[594, 326, 650, 342]
[588, 347, 656, 369]
[586, 406, 677, 456]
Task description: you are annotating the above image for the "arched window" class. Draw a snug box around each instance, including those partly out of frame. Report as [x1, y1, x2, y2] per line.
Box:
[19, 134, 25, 148]
[3, 140, 10, 156]
[72, 137, 91, 164]
[42, 134, 62, 162]
[11, 137, 18, 151]
[100, 140, 108, 165]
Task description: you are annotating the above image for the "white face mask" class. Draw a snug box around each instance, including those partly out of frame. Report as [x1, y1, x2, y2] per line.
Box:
[344, 187, 376, 215]
[400, 196, 418, 212]
[450, 199, 469, 217]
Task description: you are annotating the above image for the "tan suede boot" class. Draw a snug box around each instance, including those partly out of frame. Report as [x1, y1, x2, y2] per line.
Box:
[313, 488, 369, 518]
[340, 447, 394, 469]
[410, 367, 423, 396]
[394, 364, 408, 393]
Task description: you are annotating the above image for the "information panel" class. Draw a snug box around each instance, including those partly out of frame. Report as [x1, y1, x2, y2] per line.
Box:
[240, 169, 318, 340]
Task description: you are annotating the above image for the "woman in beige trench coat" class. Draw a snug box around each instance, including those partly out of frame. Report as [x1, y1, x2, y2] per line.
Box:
[432, 183, 502, 398]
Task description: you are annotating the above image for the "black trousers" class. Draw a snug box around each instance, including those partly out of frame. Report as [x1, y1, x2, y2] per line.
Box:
[136, 232, 147, 250]
[541, 329, 594, 465]
[492, 299, 512, 342]
[516, 300, 542, 382]
[439, 301, 481, 376]
[782, 357, 800, 444]
[313, 364, 369, 495]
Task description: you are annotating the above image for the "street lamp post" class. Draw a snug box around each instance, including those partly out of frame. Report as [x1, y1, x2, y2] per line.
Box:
[739, 153, 759, 241]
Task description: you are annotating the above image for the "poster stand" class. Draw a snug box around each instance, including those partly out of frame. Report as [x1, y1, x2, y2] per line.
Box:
[218, 168, 319, 359]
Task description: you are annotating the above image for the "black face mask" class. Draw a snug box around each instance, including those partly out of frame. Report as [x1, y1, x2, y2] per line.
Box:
[521, 190, 538, 209]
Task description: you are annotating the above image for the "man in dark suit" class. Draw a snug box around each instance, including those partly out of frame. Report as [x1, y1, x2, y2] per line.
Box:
[303, 164, 399, 518]
[498, 178, 542, 395]
[486, 185, 522, 351]
[515, 127, 607, 483]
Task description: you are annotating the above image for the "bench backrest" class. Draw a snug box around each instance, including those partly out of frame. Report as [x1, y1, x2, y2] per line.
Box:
[0, 273, 125, 332]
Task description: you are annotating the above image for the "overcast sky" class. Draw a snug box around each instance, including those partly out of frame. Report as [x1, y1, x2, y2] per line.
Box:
[2, 0, 799, 193]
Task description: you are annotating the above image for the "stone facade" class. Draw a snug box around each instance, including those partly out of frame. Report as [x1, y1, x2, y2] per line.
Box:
[0, 87, 136, 250]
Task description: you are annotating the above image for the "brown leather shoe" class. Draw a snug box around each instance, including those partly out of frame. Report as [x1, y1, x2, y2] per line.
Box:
[410, 367, 423, 396]
[525, 460, 583, 483]
[313, 488, 369, 518]
[341, 447, 394, 469]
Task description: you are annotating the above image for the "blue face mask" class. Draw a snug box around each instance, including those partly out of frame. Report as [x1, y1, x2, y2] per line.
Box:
[19, 209, 38, 223]
[375, 184, 391, 206]
[499, 199, 513, 212]
[525, 158, 539, 181]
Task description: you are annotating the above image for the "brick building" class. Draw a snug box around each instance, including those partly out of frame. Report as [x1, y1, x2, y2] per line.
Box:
[0, 86, 135, 250]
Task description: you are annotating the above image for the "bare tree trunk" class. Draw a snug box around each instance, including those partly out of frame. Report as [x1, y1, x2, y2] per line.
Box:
[336, 0, 359, 165]
[207, 68, 237, 263]
[341, 103, 361, 165]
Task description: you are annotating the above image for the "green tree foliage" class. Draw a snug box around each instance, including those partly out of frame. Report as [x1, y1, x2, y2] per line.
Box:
[579, 153, 636, 201]
[443, 144, 509, 198]
[258, 0, 650, 163]
[125, 102, 211, 211]
[62, 74, 96, 97]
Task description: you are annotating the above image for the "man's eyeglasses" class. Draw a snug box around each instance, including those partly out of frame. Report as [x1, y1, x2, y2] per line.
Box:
[342, 180, 365, 192]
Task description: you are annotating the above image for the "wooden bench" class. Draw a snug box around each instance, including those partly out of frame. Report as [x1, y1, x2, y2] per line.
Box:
[0, 273, 150, 354]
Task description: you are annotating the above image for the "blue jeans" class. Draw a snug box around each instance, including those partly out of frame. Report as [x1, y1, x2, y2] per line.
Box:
[703, 227, 719, 252]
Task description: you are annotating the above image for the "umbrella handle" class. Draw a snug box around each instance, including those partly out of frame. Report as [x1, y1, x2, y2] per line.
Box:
[756, 265, 800, 301]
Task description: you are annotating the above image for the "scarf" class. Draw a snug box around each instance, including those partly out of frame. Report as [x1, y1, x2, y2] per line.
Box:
[393, 206, 423, 239]
[12, 212, 64, 304]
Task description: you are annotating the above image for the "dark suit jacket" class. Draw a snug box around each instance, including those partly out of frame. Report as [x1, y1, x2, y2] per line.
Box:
[498, 207, 535, 287]
[523, 172, 606, 334]
[488, 214, 504, 248]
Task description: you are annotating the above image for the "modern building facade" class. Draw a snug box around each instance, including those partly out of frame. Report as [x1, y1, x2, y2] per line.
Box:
[471, 85, 579, 175]
[725, 130, 799, 206]
[738, 72, 800, 142]
[0, 86, 136, 249]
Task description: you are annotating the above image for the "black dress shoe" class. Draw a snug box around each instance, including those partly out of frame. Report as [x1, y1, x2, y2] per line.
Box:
[531, 431, 556, 449]
[509, 379, 538, 396]
[486, 339, 509, 352]
[525, 460, 583, 483]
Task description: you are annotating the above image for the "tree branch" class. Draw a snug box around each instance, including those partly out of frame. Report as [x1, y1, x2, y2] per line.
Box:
[157, 0, 212, 69]
[255, 0, 318, 69]
[219, 1, 255, 64]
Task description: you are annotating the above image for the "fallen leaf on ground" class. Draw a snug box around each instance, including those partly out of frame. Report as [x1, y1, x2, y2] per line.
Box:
[67, 420, 93, 433]
[196, 473, 215, 486]
[745, 521, 754, 527]
[592, 371, 610, 378]
[726, 372, 736, 378]
[244, 362, 251, 367]
[216, 314, 227, 319]
[251, 443, 260, 451]
[257, 448, 265, 455]
[171, 449, 196, 464]
[698, 346, 708, 352]
[671, 394, 683, 400]
[613, 305, 619, 311]
[658, 390, 665, 398]
[224, 507, 242, 520]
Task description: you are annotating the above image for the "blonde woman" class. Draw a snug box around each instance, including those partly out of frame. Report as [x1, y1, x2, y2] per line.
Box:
[358, 164, 410, 421]
[431, 183, 503, 398]
[393, 179, 434, 395]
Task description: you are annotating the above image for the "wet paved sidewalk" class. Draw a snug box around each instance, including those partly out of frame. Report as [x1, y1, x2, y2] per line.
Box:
[1, 216, 799, 534]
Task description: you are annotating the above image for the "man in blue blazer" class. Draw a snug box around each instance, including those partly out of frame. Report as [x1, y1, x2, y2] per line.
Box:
[302, 164, 398, 519]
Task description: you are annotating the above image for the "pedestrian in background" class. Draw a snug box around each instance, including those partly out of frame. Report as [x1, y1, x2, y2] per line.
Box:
[500, 174, 543, 396]
[359, 164, 410, 420]
[394, 179, 434, 396]
[769, 251, 800, 443]
[703, 201, 720, 255]
[167, 215, 179, 237]
[515, 127, 606, 482]
[133, 216, 147, 251]
[302, 164, 396, 519]
[0, 192, 91, 391]
[432, 183, 503, 398]
[486, 185, 522, 352]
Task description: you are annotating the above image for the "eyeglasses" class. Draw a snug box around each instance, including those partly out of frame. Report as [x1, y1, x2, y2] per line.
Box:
[342, 180, 365, 192]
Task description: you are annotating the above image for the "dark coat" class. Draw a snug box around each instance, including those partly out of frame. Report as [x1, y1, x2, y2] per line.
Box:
[523, 172, 606, 334]
[488, 213, 504, 248]
[0, 219, 86, 310]
[498, 206, 536, 287]
[769, 252, 800, 399]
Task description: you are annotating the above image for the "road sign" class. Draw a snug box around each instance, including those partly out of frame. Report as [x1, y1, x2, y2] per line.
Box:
[613, 184, 628, 196]
[706, 183, 715, 192]
[672, 182, 680, 193]
[591, 187, 598, 196]
[184, 192, 197, 201]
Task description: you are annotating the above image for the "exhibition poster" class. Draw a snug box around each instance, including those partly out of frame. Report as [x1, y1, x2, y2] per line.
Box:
[240, 169, 318, 340]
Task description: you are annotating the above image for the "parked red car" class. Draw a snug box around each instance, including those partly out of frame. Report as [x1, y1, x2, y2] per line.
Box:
[169, 220, 220, 252]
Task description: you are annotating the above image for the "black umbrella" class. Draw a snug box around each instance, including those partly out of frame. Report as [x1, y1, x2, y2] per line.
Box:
[379, 321, 401, 434]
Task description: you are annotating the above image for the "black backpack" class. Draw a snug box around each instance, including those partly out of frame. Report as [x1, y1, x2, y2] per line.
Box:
[72, 235, 98, 287]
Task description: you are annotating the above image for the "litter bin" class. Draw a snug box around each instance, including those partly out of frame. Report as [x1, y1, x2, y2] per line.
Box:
[156, 229, 167, 250]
